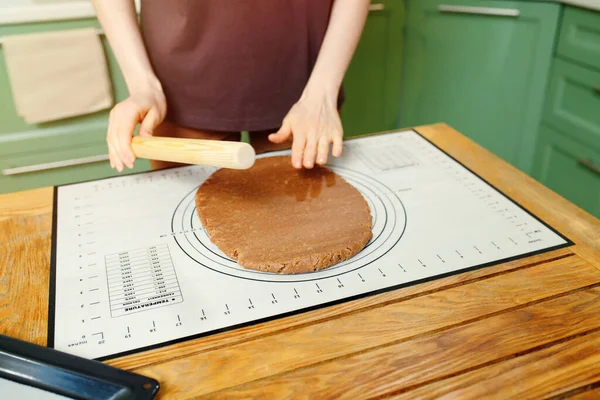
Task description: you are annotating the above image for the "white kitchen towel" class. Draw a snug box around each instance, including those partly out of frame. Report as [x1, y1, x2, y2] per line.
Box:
[2, 27, 113, 124]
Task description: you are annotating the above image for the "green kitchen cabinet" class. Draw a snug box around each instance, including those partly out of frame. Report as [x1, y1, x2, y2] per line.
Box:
[532, 4, 600, 220]
[0, 19, 150, 195]
[556, 6, 600, 72]
[341, 0, 405, 138]
[400, 0, 561, 174]
[542, 57, 600, 151]
[532, 124, 600, 219]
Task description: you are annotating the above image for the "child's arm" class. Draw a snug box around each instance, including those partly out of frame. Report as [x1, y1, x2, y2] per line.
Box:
[269, 0, 370, 169]
[92, 0, 166, 172]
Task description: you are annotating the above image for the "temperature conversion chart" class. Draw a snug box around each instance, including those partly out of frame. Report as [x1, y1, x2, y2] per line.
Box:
[49, 129, 572, 360]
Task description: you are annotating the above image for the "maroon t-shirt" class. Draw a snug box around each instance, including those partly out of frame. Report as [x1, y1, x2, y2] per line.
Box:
[140, 0, 344, 132]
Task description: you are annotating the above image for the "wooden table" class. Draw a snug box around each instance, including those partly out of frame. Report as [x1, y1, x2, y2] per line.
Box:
[1, 123, 599, 399]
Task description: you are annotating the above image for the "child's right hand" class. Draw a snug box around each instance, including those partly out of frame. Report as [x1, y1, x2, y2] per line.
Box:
[107, 81, 167, 172]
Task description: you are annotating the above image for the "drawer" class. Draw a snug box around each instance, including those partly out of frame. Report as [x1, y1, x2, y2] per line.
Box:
[532, 124, 600, 219]
[557, 6, 600, 71]
[543, 58, 600, 150]
[0, 126, 150, 194]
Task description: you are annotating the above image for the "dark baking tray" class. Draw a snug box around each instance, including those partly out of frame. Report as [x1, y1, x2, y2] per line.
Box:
[0, 334, 159, 399]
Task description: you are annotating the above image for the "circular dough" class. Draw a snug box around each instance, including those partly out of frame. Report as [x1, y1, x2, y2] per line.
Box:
[195, 156, 373, 274]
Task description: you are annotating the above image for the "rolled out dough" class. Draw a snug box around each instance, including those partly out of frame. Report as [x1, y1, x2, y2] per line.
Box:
[195, 156, 373, 274]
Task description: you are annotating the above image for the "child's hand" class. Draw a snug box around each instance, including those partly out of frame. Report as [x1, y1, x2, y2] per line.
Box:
[106, 81, 166, 172]
[268, 89, 343, 169]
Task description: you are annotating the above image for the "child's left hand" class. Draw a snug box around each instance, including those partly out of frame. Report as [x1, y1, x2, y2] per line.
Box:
[268, 89, 343, 169]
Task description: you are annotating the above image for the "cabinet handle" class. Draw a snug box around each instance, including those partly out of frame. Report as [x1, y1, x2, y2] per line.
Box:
[577, 159, 600, 176]
[369, 3, 385, 11]
[2, 154, 109, 176]
[438, 5, 520, 17]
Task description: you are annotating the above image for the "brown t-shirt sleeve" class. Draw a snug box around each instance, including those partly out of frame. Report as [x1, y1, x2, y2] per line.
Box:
[140, 0, 344, 132]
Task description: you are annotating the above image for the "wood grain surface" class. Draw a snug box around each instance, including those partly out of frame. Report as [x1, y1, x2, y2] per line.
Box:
[392, 329, 600, 400]
[204, 288, 600, 399]
[0, 214, 51, 346]
[1, 123, 599, 399]
[0, 186, 52, 222]
[129, 257, 599, 399]
[566, 387, 600, 400]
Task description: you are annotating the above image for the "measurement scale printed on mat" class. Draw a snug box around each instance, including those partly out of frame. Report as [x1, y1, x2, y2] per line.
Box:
[49, 129, 571, 361]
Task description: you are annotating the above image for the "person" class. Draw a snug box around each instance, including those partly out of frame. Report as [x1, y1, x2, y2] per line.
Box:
[91, 0, 369, 172]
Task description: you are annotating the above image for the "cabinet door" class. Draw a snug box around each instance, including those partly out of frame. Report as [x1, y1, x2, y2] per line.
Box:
[0, 19, 150, 194]
[341, 0, 405, 138]
[401, 0, 560, 174]
[542, 58, 600, 151]
[532, 124, 600, 219]
[556, 6, 600, 71]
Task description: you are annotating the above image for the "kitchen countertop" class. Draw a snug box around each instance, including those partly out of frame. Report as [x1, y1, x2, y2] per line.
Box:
[0, 0, 599, 25]
[559, 0, 600, 11]
[1, 123, 600, 399]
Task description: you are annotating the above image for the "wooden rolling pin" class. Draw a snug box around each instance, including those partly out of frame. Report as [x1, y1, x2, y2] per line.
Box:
[131, 136, 256, 170]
